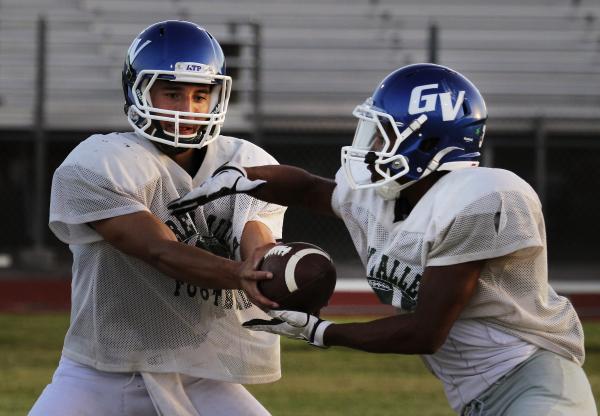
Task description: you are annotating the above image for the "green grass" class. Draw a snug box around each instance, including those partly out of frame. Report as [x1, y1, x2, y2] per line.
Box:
[1, 313, 599, 415]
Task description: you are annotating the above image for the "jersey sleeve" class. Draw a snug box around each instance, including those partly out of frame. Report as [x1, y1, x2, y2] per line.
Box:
[330, 168, 348, 218]
[245, 196, 286, 239]
[49, 163, 150, 244]
[425, 190, 545, 266]
[241, 156, 285, 240]
[226, 139, 286, 239]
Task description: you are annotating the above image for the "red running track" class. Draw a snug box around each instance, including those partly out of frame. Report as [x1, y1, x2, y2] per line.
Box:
[0, 278, 599, 318]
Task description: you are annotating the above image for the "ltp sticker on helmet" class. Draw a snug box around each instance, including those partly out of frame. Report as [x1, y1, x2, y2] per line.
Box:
[175, 62, 216, 75]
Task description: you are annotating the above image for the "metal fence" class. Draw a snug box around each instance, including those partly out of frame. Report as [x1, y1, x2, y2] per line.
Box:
[264, 125, 600, 270]
[1, 123, 598, 279]
[1, 12, 599, 279]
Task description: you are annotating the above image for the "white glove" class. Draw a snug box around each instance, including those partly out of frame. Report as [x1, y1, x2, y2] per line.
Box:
[168, 164, 266, 215]
[243, 310, 332, 348]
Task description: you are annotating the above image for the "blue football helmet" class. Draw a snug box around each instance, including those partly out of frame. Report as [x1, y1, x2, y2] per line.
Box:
[341, 63, 487, 199]
[122, 20, 232, 149]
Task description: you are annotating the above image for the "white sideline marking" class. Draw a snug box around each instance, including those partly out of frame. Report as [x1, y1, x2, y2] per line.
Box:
[334, 279, 371, 292]
[334, 279, 600, 294]
[549, 281, 600, 294]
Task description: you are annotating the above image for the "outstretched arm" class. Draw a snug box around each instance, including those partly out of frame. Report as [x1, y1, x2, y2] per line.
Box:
[246, 165, 337, 216]
[168, 164, 337, 217]
[90, 211, 278, 308]
[325, 261, 482, 353]
[245, 260, 483, 353]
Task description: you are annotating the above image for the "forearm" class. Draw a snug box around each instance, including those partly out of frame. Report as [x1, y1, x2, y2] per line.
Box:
[324, 315, 439, 354]
[246, 165, 336, 215]
[145, 239, 241, 289]
[325, 263, 483, 354]
[92, 212, 242, 289]
[246, 264, 483, 352]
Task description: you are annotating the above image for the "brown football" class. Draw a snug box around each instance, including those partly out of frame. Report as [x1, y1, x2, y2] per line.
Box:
[258, 242, 336, 314]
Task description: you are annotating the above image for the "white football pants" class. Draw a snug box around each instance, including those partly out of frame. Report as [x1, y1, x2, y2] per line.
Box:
[29, 355, 271, 416]
[461, 349, 597, 416]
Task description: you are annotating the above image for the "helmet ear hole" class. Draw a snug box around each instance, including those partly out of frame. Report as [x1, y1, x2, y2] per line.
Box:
[419, 137, 440, 152]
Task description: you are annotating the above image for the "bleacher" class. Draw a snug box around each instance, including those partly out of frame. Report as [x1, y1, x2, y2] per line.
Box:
[1, 0, 599, 132]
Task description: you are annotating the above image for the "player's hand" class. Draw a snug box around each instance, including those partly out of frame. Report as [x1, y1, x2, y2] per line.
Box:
[168, 164, 266, 215]
[243, 310, 332, 348]
[237, 243, 279, 310]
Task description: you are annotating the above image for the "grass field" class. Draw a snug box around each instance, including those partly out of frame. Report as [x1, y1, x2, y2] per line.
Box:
[1, 313, 598, 416]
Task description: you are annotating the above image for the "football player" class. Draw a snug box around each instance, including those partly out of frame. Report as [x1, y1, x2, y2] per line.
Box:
[169, 64, 597, 415]
[30, 21, 284, 416]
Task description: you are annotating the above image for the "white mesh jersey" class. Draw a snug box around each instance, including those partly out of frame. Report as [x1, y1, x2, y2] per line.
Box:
[332, 166, 585, 410]
[49, 132, 286, 384]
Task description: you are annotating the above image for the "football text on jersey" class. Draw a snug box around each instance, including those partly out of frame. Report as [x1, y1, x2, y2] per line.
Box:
[166, 212, 251, 310]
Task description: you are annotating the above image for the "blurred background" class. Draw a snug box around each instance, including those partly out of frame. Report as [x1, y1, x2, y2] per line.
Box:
[0, 0, 599, 302]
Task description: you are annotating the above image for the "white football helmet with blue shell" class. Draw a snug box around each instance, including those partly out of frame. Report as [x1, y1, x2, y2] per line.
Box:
[341, 63, 488, 199]
[122, 20, 232, 149]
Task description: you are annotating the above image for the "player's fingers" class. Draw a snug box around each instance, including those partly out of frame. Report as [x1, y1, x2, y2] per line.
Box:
[167, 197, 183, 209]
[168, 196, 198, 210]
[269, 310, 308, 326]
[244, 270, 273, 281]
[242, 318, 279, 328]
[242, 280, 279, 310]
[249, 282, 279, 308]
[266, 309, 285, 319]
[181, 183, 210, 200]
[242, 321, 284, 334]
[247, 290, 279, 310]
[170, 203, 197, 215]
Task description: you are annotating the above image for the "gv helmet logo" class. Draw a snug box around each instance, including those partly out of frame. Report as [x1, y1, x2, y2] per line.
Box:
[408, 84, 465, 121]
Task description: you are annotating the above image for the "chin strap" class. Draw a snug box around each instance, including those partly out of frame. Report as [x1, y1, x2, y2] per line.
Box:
[373, 115, 428, 200]
[422, 146, 462, 177]
[376, 180, 404, 200]
[377, 146, 463, 200]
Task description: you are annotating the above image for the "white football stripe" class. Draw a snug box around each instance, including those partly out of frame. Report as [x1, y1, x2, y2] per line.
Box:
[284, 248, 331, 293]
